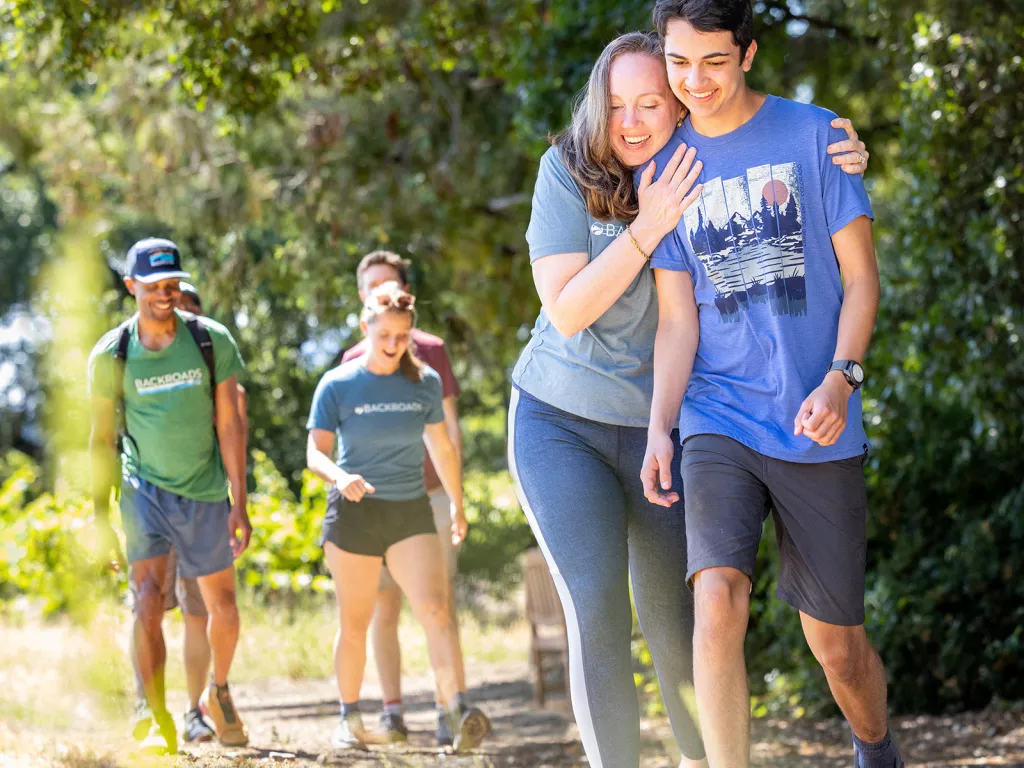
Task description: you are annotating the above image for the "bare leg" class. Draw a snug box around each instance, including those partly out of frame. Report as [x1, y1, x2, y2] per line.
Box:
[385, 534, 460, 707]
[692, 567, 752, 768]
[800, 614, 890, 743]
[131, 556, 171, 715]
[437, 535, 468, 695]
[370, 586, 404, 703]
[323, 542, 383, 703]
[196, 566, 239, 686]
[183, 614, 213, 709]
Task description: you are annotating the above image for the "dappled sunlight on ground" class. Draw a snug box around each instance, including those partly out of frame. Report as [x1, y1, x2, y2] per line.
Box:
[1, 606, 1022, 767]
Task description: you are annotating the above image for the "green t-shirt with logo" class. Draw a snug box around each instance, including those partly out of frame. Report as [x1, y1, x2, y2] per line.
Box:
[88, 310, 245, 502]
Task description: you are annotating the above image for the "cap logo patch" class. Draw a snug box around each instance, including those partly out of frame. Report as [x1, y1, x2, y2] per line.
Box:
[149, 251, 176, 267]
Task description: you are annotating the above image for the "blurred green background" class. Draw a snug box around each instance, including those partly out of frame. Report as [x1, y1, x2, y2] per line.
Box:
[0, 0, 1021, 719]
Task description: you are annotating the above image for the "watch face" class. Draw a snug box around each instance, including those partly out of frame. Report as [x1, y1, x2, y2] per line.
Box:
[851, 363, 865, 384]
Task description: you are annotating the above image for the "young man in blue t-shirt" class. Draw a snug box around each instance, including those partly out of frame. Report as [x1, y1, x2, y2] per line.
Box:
[641, 1, 903, 766]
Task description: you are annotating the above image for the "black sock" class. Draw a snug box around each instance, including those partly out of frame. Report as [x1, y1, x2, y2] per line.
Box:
[340, 701, 360, 719]
[854, 729, 904, 768]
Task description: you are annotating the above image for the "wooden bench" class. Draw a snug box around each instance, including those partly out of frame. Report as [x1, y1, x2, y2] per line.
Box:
[522, 547, 571, 709]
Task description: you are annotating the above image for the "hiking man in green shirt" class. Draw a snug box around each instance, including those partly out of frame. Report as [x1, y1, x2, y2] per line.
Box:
[89, 238, 251, 753]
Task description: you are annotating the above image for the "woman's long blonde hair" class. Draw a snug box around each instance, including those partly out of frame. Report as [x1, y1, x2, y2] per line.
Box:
[554, 31, 673, 223]
[361, 282, 424, 383]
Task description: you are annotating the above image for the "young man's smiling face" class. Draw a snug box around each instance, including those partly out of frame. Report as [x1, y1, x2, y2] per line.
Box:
[663, 18, 757, 127]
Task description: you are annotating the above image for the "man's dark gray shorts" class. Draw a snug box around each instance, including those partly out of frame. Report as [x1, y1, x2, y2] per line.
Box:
[681, 433, 868, 626]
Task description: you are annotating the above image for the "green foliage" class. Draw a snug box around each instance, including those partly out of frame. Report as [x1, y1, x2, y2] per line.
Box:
[0, 451, 121, 617]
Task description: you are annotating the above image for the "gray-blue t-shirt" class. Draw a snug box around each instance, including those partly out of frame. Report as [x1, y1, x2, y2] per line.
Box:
[511, 146, 659, 427]
[646, 95, 874, 462]
[306, 360, 444, 500]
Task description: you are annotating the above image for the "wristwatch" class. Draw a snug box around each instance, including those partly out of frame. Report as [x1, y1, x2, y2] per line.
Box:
[827, 360, 865, 391]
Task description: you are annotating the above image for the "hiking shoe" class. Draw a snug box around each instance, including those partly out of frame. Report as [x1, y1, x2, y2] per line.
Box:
[435, 711, 454, 746]
[183, 706, 216, 743]
[132, 699, 154, 741]
[452, 706, 492, 753]
[139, 711, 177, 755]
[199, 682, 249, 747]
[377, 712, 409, 744]
[331, 712, 368, 751]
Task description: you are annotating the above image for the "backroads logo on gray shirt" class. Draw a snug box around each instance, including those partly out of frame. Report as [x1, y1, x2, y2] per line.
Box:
[353, 401, 425, 415]
[591, 222, 626, 238]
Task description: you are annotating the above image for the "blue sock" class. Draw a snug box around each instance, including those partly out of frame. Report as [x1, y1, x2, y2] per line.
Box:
[455, 691, 469, 713]
[853, 729, 904, 768]
[340, 701, 360, 719]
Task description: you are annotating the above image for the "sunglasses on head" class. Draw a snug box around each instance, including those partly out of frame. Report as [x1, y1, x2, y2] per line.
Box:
[374, 292, 415, 310]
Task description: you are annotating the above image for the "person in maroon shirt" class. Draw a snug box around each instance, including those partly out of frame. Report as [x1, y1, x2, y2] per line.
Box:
[342, 250, 470, 745]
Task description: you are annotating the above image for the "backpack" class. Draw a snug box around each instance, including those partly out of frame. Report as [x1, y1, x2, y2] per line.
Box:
[111, 311, 216, 461]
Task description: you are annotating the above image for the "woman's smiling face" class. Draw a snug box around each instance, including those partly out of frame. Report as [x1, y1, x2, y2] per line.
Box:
[362, 310, 412, 374]
[608, 52, 683, 167]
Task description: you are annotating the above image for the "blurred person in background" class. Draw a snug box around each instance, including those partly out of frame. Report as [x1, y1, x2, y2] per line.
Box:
[341, 251, 468, 746]
[306, 281, 489, 753]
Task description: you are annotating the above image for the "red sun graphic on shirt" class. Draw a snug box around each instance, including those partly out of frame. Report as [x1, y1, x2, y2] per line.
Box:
[762, 179, 790, 206]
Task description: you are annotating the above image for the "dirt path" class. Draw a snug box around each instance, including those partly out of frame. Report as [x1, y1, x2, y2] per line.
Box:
[4, 661, 1023, 767]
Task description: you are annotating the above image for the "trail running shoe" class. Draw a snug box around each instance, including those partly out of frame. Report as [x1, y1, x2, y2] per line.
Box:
[435, 712, 454, 747]
[132, 699, 154, 741]
[452, 706, 491, 753]
[199, 682, 249, 747]
[183, 706, 216, 743]
[331, 712, 368, 751]
[139, 711, 178, 756]
[377, 712, 409, 744]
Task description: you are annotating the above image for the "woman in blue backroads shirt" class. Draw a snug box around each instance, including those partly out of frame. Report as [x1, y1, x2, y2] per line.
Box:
[306, 283, 490, 753]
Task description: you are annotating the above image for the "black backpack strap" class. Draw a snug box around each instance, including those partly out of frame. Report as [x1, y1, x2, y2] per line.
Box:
[112, 314, 137, 463]
[182, 312, 217, 416]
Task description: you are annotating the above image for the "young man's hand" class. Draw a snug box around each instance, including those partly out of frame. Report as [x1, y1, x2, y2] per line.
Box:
[641, 431, 681, 507]
[794, 371, 853, 447]
[91, 512, 126, 573]
[228, 500, 253, 557]
[450, 503, 468, 546]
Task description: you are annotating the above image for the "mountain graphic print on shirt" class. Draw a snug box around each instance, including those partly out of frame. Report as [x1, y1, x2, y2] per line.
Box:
[686, 161, 806, 321]
[643, 96, 875, 462]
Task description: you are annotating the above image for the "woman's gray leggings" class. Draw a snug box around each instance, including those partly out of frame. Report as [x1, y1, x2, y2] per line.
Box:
[508, 388, 704, 765]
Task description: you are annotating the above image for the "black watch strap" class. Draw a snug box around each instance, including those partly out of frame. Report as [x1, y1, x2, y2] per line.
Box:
[828, 360, 864, 390]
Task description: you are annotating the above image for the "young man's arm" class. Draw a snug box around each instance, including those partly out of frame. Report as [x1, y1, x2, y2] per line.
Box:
[794, 215, 880, 446]
[434, 344, 463, 467]
[215, 375, 252, 556]
[89, 393, 124, 567]
[642, 268, 700, 507]
[441, 396, 463, 468]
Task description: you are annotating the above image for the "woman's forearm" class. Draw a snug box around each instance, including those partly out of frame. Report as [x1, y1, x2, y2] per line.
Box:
[307, 447, 344, 486]
[425, 431, 463, 509]
[541, 219, 665, 338]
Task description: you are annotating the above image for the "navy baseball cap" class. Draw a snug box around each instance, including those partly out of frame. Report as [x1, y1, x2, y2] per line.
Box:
[125, 238, 191, 284]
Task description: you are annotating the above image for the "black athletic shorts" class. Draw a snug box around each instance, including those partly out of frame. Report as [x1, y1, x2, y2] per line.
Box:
[681, 433, 868, 626]
[321, 488, 436, 558]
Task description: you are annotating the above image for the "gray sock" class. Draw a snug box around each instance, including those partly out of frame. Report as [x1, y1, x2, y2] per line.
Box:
[853, 729, 904, 768]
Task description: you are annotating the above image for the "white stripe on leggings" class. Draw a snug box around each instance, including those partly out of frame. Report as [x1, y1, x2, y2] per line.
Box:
[507, 389, 605, 768]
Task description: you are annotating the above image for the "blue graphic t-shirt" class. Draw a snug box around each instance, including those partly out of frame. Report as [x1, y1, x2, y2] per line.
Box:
[307, 359, 444, 500]
[646, 95, 873, 462]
